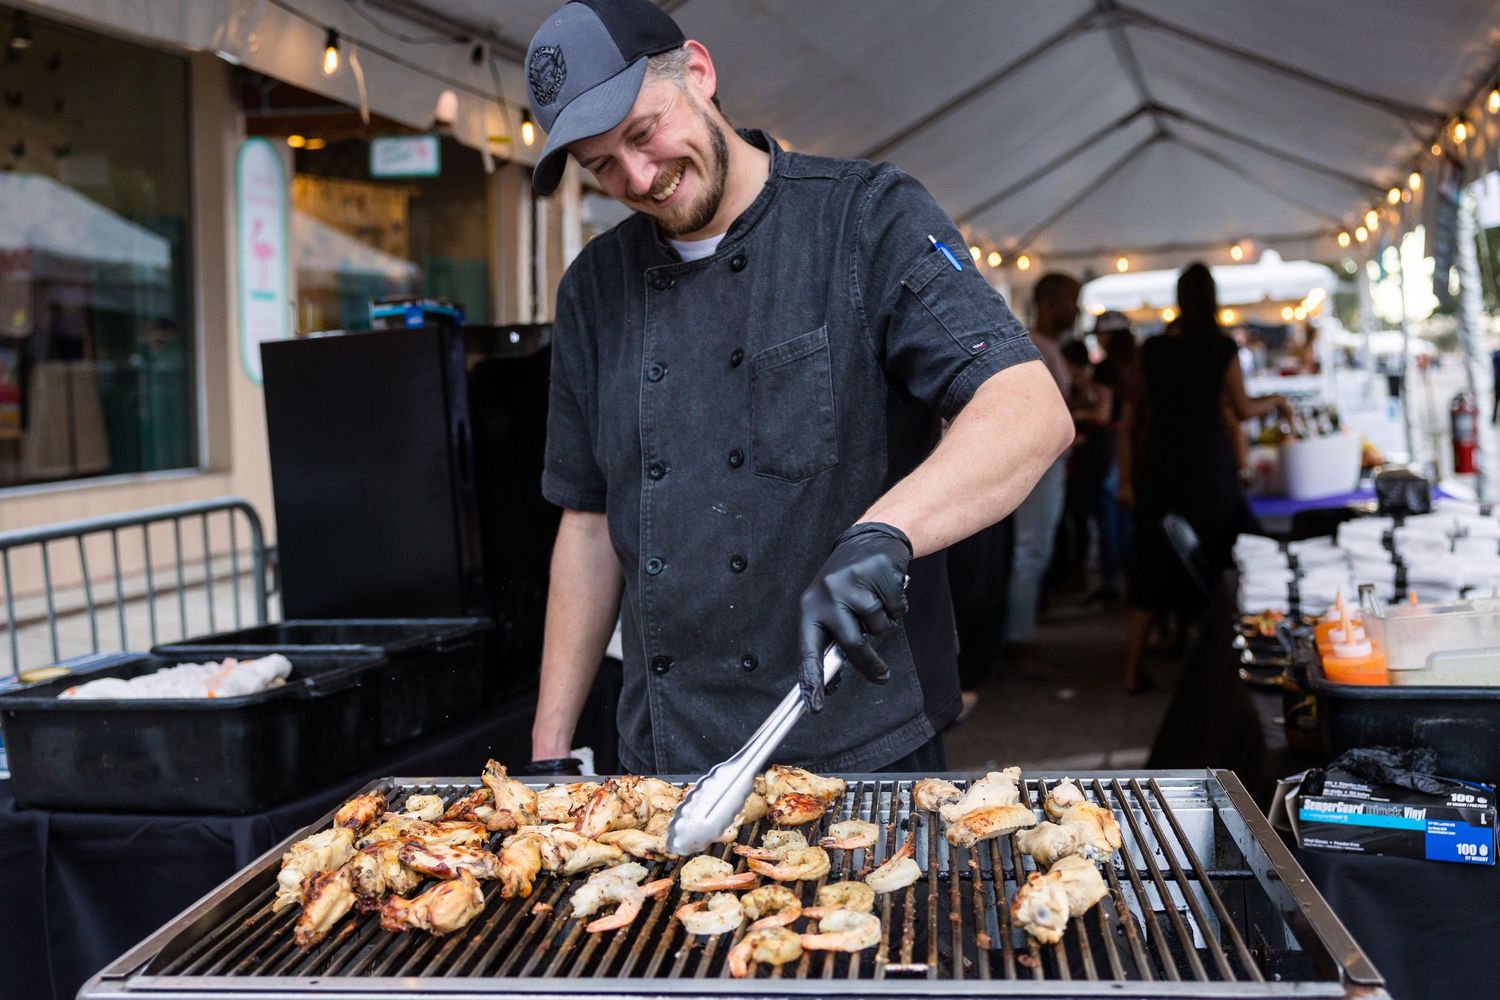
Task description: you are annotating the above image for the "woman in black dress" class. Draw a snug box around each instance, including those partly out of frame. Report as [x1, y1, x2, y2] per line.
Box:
[1118, 263, 1291, 693]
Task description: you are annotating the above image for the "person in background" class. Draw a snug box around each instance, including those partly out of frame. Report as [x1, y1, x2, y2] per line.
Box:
[1117, 263, 1292, 694]
[1090, 313, 1135, 603]
[1058, 339, 1111, 591]
[1005, 273, 1079, 648]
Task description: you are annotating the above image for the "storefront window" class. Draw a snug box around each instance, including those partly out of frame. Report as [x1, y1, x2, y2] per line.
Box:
[0, 6, 195, 487]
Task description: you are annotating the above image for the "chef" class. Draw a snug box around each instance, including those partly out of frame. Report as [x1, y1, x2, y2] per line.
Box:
[525, 0, 1073, 775]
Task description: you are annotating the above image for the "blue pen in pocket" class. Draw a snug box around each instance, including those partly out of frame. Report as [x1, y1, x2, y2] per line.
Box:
[928, 235, 963, 271]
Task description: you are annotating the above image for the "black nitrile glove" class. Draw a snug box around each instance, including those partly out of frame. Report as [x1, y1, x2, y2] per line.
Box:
[798, 522, 912, 712]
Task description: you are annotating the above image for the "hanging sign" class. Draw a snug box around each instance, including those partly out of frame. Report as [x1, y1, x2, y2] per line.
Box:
[370, 135, 441, 178]
[235, 138, 289, 385]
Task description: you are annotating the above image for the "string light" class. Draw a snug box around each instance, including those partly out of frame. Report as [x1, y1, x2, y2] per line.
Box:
[1490, 87, 1500, 114]
[1364, 208, 1379, 230]
[322, 29, 340, 76]
[304, 138, 327, 150]
[520, 109, 536, 147]
[987, 250, 1001, 267]
[1091, 304, 1106, 316]
[1281, 306, 1295, 321]
[969, 245, 982, 263]
[1162, 307, 1177, 322]
[1229, 242, 1244, 262]
[1219, 308, 1236, 325]
[1336, 231, 1351, 248]
[1430, 142, 1442, 157]
[1409, 171, 1422, 192]
[1453, 120, 1468, 143]
[1017, 254, 1032, 271]
[1386, 187, 1400, 205]
[286, 134, 307, 148]
[9, 10, 32, 50]
[1293, 306, 1307, 321]
[1355, 225, 1369, 243]
[1115, 256, 1129, 273]
[1401, 189, 1411, 204]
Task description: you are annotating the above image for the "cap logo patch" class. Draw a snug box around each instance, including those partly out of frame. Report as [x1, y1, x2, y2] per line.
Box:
[529, 45, 567, 106]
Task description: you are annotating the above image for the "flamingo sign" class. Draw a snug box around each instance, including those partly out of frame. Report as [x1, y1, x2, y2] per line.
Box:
[235, 138, 289, 385]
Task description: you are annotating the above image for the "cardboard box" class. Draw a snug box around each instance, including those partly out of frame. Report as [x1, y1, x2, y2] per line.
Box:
[1270, 768, 1496, 865]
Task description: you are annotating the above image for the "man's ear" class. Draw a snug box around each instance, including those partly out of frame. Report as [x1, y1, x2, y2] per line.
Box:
[681, 39, 717, 104]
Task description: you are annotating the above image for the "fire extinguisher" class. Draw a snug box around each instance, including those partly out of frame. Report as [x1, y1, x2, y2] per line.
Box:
[1451, 391, 1478, 474]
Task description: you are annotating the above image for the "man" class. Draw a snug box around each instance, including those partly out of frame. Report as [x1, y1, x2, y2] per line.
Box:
[1004, 273, 1079, 646]
[526, 0, 1072, 774]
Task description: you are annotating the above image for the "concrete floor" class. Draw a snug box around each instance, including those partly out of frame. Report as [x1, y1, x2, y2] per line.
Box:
[943, 591, 1182, 773]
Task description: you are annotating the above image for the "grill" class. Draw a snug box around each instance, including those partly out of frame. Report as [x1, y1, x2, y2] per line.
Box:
[83, 769, 1386, 998]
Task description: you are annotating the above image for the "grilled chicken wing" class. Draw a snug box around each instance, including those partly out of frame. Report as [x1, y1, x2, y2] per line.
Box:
[598, 828, 677, 861]
[536, 782, 601, 823]
[1011, 871, 1070, 944]
[1016, 821, 1082, 869]
[767, 792, 827, 826]
[944, 803, 1036, 848]
[350, 839, 424, 910]
[1043, 778, 1086, 822]
[636, 777, 685, 818]
[420, 820, 488, 848]
[1057, 802, 1122, 861]
[496, 833, 543, 899]
[938, 768, 1021, 825]
[356, 814, 435, 849]
[396, 841, 500, 881]
[1049, 855, 1109, 915]
[912, 778, 964, 812]
[443, 787, 496, 826]
[530, 826, 628, 875]
[275, 827, 356, 912]
[760, 765, 846, 804]
[334, 791, 387, 833]
[575, 777, 645, 839]
[379, 869, 486, 936]
[481, 759, 538, 832]
[293, 865, 357, 947]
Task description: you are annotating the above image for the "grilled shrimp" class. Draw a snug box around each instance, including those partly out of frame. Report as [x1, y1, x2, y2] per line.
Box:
[810, 880, 876, 914]
[675, 893, 745, 936]
[819, 819, 878, 850]
[746, 846, 830, 882]
[863, 840, 920, 893]
[799, 908, 883, 951]
[767, 793, 826, 826]
[741, 884, 803, 929]
[577, 877, 647, 933]
[727, 927, 803, 978]
[732, 829, 808, 861]
[679, 855, 758, 892]
[400, 794, 444, 821]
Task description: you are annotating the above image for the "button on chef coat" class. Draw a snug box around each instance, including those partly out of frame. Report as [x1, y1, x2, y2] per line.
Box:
[542, 130, 1041, 774]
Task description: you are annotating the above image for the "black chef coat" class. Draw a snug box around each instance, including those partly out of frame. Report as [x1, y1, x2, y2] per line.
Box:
[543, 130, 1040, 773]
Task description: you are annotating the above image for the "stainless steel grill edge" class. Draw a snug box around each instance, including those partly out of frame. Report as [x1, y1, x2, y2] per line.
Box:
[81, 769, 1388, 999]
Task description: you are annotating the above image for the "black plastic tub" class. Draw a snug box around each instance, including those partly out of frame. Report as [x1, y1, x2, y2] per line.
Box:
[157, 619, 492, 747]
[1306, 659, 1500, 783]
[0, 650, 383, 814]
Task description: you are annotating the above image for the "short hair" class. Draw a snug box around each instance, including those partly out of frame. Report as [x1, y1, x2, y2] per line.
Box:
[1032, 271, 1080, 308]
[646, 45, 723, 113]
[1061, 340, 1090, 368]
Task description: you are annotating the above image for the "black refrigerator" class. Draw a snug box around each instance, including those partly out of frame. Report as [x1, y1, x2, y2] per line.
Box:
[260, 325, 559, 684]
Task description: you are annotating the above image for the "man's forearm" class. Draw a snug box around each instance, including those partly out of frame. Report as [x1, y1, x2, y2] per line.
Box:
[532, 509, 624, 760]
[860, 360, 1073, 557]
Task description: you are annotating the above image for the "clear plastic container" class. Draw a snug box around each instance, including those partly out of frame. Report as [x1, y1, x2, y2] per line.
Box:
[1359, 591, 1500, 685]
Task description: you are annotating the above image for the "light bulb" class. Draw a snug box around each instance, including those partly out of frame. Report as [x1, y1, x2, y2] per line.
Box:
[286, 134, 307, 148]
[1364, 209, 1379, 230]
[1409, 171, 1421, 191]
[968, 245, 982, 263]
[1091, 304, 1106, 316]
[987, 250, 1001, 268]
[1229, 242, 1244, 262]
[520, 110, 536, 147]
[1336, 231, 1351, 248]
[1453, 120, 1468, 143]
[1431, 142, 1442, 157]
[1293, 307, 1306, 320]
[1115, 256, 1129, 273]
[1401, 189, 1411, 203]
[1387, 187, 1400, 205]
[304, 138, 327, 150]
[1219, 308, 1236, 325]
[1017, 254, 1031, 271]
[1281, 306, 1294, 321]
[322, 29, 339, 76]
[1489, 88, 1500, 114]
[1162, 307, 1177, 322]
[1355, 225, 1368, 243]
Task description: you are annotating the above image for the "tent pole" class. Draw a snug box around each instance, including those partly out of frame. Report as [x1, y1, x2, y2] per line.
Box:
[1456, 187, 1497, 502]
[1392, 243, 1418, 466]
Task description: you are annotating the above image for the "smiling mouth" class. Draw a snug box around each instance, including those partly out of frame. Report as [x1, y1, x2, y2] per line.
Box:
[650, 162, 685, 203]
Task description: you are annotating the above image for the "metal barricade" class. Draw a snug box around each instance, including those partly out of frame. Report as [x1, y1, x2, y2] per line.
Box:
[0, 497, 271, 677]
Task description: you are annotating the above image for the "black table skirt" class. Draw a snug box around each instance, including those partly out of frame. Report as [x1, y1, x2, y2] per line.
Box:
[1, 696, 537, 1000]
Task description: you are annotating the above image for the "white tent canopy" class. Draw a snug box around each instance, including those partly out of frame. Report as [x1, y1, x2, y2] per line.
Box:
[30, 0, 1500, 277]
[293, 211, 421, 285]
[0, 173, 171, 272]
[1081, 251, 1338, 312]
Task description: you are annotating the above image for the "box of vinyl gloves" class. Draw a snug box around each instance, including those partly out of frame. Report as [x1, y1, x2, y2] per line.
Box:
[1272, 767, 1495, 865]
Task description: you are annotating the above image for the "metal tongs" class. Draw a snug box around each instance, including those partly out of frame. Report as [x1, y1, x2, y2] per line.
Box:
[664, 643, 846, 856]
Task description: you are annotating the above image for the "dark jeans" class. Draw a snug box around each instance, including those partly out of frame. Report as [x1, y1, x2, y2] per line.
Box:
[874, 732, 948, 773]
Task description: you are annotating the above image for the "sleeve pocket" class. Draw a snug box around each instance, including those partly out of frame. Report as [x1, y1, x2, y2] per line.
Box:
[902, 257, 1022, 357]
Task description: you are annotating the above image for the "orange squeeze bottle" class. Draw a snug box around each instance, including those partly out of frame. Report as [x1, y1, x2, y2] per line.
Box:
[1321, 605, 1388, 685]
[1315, 592, 1362, 655]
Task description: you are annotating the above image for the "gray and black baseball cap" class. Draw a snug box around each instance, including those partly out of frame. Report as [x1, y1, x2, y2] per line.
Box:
[525, 0, 685, 196]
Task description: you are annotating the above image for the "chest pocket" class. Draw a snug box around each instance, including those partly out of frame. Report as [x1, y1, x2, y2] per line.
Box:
[750, 326, 838, 482]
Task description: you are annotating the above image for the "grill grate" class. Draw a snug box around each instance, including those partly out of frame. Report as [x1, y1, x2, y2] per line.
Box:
[90, 771, 1383, 997]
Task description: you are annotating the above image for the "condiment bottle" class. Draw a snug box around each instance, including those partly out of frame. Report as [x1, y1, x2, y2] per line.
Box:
[1320, 607, 1389, 686]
